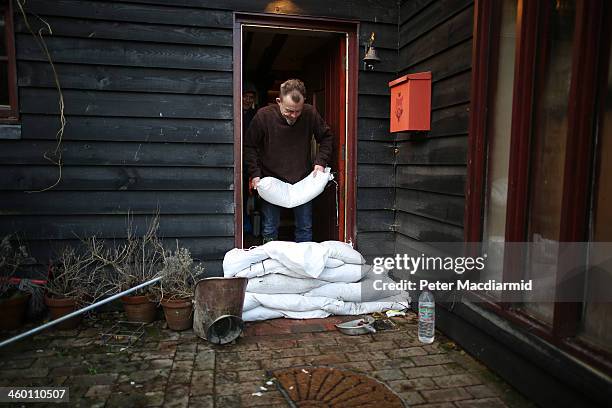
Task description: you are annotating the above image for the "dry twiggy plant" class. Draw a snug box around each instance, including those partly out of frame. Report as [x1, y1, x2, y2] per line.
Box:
[46, 246, 91, 303]
[88, 214, 163, 300]
[154, 242, 205, 301]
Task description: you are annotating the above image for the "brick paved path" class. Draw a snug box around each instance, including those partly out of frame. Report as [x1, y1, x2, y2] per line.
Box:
[0, 312, 535, 407]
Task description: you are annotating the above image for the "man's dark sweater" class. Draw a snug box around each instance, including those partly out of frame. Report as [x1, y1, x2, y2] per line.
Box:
[244, 104, 334, 184]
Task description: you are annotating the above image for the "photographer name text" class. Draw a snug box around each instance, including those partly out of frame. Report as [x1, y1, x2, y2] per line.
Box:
[373, 279, 533, 291]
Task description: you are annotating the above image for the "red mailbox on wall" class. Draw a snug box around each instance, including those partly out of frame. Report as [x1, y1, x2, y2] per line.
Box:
[388, 72, 431, 132]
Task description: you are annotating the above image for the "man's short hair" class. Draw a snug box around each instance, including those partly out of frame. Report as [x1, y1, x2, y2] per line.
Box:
[280, 79, 306, 103]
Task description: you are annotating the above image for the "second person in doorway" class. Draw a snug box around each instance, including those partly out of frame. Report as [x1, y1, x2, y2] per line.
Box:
[244, 79, 334, 243]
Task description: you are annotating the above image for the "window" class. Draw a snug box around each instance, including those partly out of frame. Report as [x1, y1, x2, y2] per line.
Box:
[0, 0, 17, 122]
[467, 0, 612, 371]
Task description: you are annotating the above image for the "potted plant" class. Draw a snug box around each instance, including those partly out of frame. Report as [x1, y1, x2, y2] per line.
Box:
[44, 246, 90, 330]
[155, 244, 204, 331]
[89, 216, 163, 323]
[0, 235, 31, 330]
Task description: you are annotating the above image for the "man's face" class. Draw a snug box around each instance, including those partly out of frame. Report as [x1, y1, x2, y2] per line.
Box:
[277, 94, 304, 125]
[243, 92, 255, 110]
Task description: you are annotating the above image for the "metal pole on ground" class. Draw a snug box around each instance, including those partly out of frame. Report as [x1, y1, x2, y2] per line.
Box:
[0, 276, 162, 349]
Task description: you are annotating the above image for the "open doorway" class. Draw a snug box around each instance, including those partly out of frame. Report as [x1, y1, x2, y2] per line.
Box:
[234, 15, 358, 249]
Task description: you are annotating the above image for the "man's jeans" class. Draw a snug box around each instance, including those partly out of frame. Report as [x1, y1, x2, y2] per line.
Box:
[261, 200, 312, 242]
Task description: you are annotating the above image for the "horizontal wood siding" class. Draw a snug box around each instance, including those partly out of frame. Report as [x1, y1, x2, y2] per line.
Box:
[3, 0, 236, 275]
[2, 0, 399, 275]
[396, 0, 473, 253]
[355, 15, 397, 259]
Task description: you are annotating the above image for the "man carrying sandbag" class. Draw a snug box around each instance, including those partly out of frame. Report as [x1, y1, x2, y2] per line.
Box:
[244, 79, 334, 243]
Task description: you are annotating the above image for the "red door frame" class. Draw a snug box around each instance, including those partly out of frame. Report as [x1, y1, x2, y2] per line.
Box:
[232, 12, 359, 248]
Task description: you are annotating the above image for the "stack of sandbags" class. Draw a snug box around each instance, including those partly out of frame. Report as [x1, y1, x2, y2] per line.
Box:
[223, 240, 410, 321]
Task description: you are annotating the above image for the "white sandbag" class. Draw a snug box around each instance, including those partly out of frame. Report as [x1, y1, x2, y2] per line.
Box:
[243, 306, 284, 321]
[246, 274, 328, 294]
[305, 282, 361, 302]
[278, 262, 364, 282]
[223, 246, 268, 277]
[320, 241, 365, 264]
[234, 257, 344, 280]
[224, 241, 329, 279]
[318, 263, 370, 283]
[325, 258, 344, 268]
[257, 167, 333, 209]
[243, 292, 332, 312]
[235, 260, 365, 283]
[305, 272, 406, 302]
[242, 295, 411, 321]
[243, 292, 410, 314]
[324, 295, 411, 316]
[234, 259, 288, 279]
[243, 306, 330, 321]
[243, 292, 260, 311]
[261, 241, 329, 279]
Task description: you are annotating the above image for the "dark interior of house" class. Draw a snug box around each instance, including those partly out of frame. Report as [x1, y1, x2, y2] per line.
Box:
[242, 27, 343, 246]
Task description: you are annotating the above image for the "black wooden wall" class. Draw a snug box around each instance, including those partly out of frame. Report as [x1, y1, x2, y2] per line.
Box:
[0, 0, 400, 274]
[395, 0, 473, 255]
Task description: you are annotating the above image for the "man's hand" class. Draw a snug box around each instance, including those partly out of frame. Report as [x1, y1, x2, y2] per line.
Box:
[313, 165, 324, 178]
[250, 177, 260, 191]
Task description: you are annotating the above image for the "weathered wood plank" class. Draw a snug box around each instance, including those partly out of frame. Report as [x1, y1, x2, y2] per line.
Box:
[396, 165, 466, 195]
[399, 39, 472, 81]
[395, 104, 469, 140]
[395, 211, 464, 242]
[21, 0, 234, 28]
[21, 115, 233, 144]
[400, 0, 437, 25]
[18, 62, 233, 96]
[432, 71, 471, 109]
[201, 260, 223, 276]
[358, 71, 395, 96]
[398, 6, 473, 69]
[360, 22, 398, 50]
[0, 166, 234, 191]
[430, 104, 469, 136]
[357, 187, 395, 210]
[357, 209, 394, 232]
[356, 231, 395, 257]
[396, 135, 468, 165]
[396, 188, 465, 226]
[0, 141, 234, 167]
[395, 233, 463, 258]
[358, 95, 390, 119]
[1, 214, 234, 239]
[20, 89, 233, 119]
[17, 35, 232, 71]
[24, 237, 234, 263]
[400, 0, 473, 47]
[357, 165, 395, 188]
[119, 0, 398, 24]
[357, 118, 391, 142]
[357, 141, 395, 164]
[15, 15, 233, 47]
[0, 191, 234, 215]
[168, 238, 233, 260]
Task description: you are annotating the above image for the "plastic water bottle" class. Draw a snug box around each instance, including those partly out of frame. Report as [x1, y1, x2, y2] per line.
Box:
[418, 291, 435, 344]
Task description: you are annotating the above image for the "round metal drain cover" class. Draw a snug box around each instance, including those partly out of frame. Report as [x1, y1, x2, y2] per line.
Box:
[271, 366, 406, 407]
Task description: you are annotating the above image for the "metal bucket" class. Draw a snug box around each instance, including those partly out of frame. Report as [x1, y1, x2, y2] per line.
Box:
[193, 277, 248, 344]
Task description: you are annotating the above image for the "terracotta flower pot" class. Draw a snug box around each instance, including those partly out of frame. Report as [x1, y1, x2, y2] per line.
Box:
[121, 295, 157, 323]
[44, 295, 80, 330]
[0, 292, 30, 330]
[161, 298, 193, 331]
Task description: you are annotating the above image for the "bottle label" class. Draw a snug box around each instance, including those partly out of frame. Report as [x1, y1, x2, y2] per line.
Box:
[419, 306, 435, 323]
